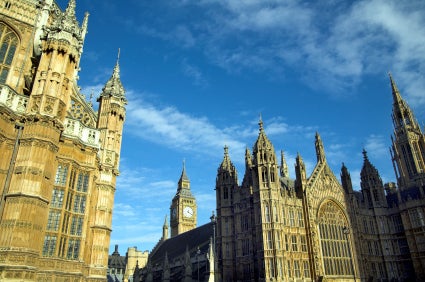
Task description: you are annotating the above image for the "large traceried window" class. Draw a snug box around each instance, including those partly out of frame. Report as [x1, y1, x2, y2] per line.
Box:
[318, 201, 354, 277]
[0, 23, 18, 84]
[42, 164, 90, 260]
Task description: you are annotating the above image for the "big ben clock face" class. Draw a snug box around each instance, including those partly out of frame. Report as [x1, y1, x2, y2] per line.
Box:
[183, 206, 193, 218]
[171, 208, 177, 219]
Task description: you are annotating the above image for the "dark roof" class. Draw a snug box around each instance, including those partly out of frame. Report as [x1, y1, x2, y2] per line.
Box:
[108, 245, 126, 270]
[149, 222, 214, 266]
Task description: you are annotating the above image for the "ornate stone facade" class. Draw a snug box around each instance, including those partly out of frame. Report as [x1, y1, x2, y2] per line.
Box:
[0, 0, 126, 281]
[214, 76, 424, 281]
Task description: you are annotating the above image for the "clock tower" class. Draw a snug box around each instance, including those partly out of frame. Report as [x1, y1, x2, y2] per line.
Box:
[170, 161, 197, 237]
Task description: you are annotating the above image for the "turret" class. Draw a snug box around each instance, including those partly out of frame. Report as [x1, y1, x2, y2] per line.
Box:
[252, 118, 279, 186]
[88, 53, 126, 273]
[216, 146, 238, 208]
[215, 145, 238, 280]
[242, 147, 253, 187]
[217, 146, 238, 186]
[295, 153, 306, 193]
[97, 51, 127, 173]
[341, 163, 353, 193]
[360, 149, 387, 208]
[29, 0, 89, 122]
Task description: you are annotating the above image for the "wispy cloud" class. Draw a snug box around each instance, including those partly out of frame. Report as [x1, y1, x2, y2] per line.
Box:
[364, 134, 389, 159]
[181, 59, 209, 87]
[124, 0, 425, 105]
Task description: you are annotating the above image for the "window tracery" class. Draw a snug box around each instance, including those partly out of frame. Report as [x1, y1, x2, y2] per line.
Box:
[318, 201, 354, 276]
[69, 99, 95, 127]
[0, 23, 18, 84]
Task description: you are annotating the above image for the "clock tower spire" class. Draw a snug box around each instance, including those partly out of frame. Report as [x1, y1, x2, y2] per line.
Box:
[170, 160, 197, 237]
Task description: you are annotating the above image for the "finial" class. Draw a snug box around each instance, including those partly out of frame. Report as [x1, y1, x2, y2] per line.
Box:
[65, 0, 77, 18]
[224, 145, 229, 156]
[258, 113, 264, 132]
[81, 12, 89, 42]
[388, 72, 403, 104]
[362, 148, 368, 160]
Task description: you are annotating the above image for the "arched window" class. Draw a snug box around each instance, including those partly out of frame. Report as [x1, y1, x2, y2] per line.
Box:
[318, 201, 354, 277]
[0, 23, 18, 84]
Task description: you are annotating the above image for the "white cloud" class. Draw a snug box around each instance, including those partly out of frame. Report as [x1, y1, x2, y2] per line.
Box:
[128, 0, 425, 104]
[125, 93, 247, 161]
[364, 134, 388, 159]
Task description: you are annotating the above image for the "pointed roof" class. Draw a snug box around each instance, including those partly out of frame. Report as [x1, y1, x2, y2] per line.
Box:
[389, 72, 403, 105]
[48, 0, 87, 46]
[163, 215, 168, 228]
[389, 73, 420, 132]
[280, 150, 289, 178]
[108, 245, 126, 270]
[175, 160, 194, 198]
[179, 159, 189, 183]
[100, 50, 126, 102]
[219, 145, 236, 172]
[253, 117, 274, 155]
[360, 149, 382, 184]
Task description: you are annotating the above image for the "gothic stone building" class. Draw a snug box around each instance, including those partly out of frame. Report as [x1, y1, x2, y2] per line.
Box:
[0, 0, 126, 281]
[214, 76, 424, 281]
[135, 76, 424, 282]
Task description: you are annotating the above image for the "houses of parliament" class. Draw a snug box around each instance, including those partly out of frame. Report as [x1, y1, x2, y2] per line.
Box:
[132, 74, 425, 282]
[0, 0, 425, 282]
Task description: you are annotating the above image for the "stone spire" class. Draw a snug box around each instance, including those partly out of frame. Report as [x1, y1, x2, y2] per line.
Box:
[390, 73, 420, 131]
[81, 12, 89, 43]
[280, 150, 289, 178]
[207, 237, 216, 282]
[219, 146, 236, 172]
[341, 162, 353, 193]
[180, 159, 189, 183]
[295, 153, 306, 181]
[176, 159, 193, 197]
[360, 149, 386, 207]
[315, 132, 326, 163]
[100, 49, 126, 101]
[217, 146, 238, 183]
[162, 215, 169, 241]
[253, 117, 276, 165]
[389, 73, 403, 106]
[242, 147, 253, 187]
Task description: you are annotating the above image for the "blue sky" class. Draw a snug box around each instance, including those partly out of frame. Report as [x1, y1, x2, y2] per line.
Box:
[57, 0, 425, 254]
